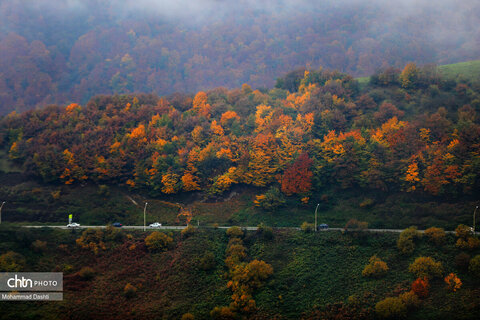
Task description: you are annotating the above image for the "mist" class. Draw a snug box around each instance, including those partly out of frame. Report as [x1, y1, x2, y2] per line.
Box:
[0, 0, 479, 113]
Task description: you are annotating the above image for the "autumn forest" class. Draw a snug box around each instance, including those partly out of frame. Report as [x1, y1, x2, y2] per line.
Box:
[2, 64, 480, 205]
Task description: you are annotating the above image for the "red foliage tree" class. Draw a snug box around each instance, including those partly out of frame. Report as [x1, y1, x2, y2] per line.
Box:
[281, 153, 313, 196]
[411, 277, 429, 298]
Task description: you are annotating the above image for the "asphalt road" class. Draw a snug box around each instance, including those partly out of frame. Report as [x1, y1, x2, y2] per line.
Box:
[21, 225, 475, 234]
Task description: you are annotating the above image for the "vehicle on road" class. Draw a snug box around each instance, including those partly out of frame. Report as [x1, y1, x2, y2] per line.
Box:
[112, 222, 123, 227]
[149, 222, 162, 228]
[67, 222, 80, 228]
[317, 223, 329, 231]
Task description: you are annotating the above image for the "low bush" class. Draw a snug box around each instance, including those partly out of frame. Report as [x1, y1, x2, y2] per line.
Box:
[78, 266, 96, 280]
[301, 221, 314, 233]
[424, 227, 446, 246]
[123, 283, 137, 299]
[0, 251, 26, 271]
[399, 291, 420, 310]
[31, 239, 47, 252]
[199, 251, 216, 271]
[181, 313, 195, 320]
[397, 227, 421, 255]
[469, 255, 480, 278]
[408, 257, 443, 279]
[375, 297, 407, 319]
[226, 226, 243, 238]
[144, 231, 173, 252]
[362, 255, 389, 278]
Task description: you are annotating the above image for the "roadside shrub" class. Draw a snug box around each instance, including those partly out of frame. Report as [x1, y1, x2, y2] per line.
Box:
[397, 227, 421, 255]
[199, 251, 216, 271]
[411, 278, 429, 298]
[301, 221, 314, 233]
[399, 291, 420, 310]
[76, 228, 106, 254]
[400, 226, 422, 239]
[408, 257, 443, 279]
[424, 227, 446, 246]
[31, 239, 47, 252]
[444, 273, 462, 292]
[181, 313, 195, 320]
[455, 224, 472, 239]
[256, 223, 273, 240]
[123, 283, 137, 299]
[344, 218, 368, 231]
[0, 251, 25, 271]
[210, 306, 236, 319]
[469, 255, 480, 278]
[226, 226, 243, 238]
[181, 224, 196, 238]
[362, 255, 389, 278]
[375, 297, 407, 319]
[104, 225, 125, 242]
[78, 267, 96, 280]
[455, 252, 471, 271]
[456, 236, 480, 250]
[144, 231, 173, 252]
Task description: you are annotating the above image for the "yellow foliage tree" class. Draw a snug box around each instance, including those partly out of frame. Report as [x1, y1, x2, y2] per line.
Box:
[192, 91, 211, 118]
[181, 172, 201, 191]
[161, 173, 180, 194]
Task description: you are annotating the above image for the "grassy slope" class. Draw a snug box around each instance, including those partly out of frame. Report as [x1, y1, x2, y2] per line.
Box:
[0, 227, 479, 319]
[438, 60, 480, 80]
[356, 60, 480, 85]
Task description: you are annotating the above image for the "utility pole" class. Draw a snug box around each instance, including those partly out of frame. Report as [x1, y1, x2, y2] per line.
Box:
[143, 202, 148, 232]
[315, 203, 319, 232]
[474, 205, 478, 233]
[0, 201, 5, 224]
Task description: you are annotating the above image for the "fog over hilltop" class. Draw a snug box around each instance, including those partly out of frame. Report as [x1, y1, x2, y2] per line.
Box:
[0, 0, 478, 113]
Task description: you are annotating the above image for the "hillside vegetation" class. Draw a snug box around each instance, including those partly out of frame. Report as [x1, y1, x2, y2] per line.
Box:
[0, 226, 479, 319]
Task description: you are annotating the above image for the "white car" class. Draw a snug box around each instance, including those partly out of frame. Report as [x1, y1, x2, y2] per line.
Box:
[67, 222, 81, 228]
[149, 222, 162, 228]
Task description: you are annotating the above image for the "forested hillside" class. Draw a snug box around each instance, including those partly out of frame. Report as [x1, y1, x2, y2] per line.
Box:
[1, 64, 479, 211]
[1, 0, 479, 113]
